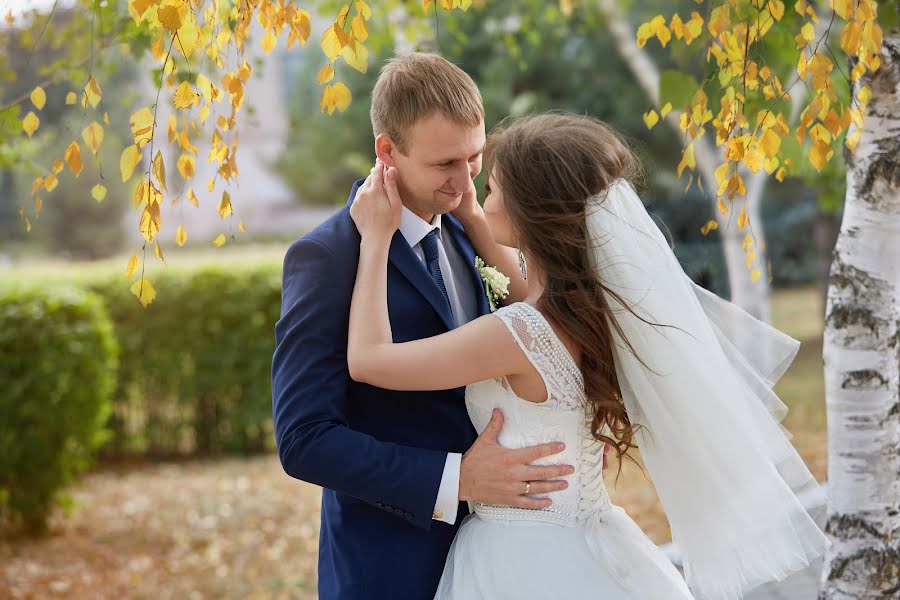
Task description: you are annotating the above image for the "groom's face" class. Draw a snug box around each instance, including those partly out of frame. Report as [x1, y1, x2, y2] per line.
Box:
[383, 114, 485, 221]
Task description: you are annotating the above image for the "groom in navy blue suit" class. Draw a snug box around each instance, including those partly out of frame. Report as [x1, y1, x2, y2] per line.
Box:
[272, 54, 570, 600]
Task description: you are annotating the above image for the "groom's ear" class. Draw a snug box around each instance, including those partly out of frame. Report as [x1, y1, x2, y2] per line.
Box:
[374, 134, 398, 167]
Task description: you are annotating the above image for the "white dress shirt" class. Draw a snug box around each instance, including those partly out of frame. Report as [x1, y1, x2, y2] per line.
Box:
[397, 206, 475, 525]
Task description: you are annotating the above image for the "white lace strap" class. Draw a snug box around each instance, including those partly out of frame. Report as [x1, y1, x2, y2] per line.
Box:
[493, 302, 584, 406]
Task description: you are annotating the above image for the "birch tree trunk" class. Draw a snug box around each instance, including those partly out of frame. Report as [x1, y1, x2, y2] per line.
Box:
[819, 34, 900, 599]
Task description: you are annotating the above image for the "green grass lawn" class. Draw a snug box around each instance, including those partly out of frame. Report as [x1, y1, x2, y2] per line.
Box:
[770, 286, 827, 434]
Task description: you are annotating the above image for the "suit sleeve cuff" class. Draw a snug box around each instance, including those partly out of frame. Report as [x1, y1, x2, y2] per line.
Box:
[432, 452, 461, 524]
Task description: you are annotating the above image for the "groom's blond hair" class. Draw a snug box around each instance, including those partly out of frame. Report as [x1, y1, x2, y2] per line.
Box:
[370, 53, 484, 153]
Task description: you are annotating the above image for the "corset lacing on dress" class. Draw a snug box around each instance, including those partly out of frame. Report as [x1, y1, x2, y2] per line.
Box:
[472, 302, 613, 526]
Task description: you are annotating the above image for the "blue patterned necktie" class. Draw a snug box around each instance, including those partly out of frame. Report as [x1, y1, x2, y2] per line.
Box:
[421, 229, 452, 313]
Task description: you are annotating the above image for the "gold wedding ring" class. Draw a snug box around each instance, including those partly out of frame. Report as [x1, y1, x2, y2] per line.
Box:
[523, 481, 531, 496]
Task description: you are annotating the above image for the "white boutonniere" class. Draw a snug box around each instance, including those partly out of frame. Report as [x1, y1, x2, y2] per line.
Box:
[475, 256, 510, 312]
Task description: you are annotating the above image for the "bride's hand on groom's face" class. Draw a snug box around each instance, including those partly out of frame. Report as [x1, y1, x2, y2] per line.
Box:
[350, 159, 402, 241]
[450, 185, 483, 226]
[459, 409, 574, 510]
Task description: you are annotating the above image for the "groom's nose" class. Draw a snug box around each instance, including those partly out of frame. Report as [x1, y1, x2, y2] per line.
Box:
[449, 169, 473, 193]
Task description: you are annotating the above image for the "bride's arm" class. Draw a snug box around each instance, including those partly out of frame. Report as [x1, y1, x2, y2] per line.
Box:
[451, 189, 526, 305]
[348, 163, 525, 391]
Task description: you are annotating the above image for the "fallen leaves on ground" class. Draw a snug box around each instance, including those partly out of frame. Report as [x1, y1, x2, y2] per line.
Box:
[1, 432, 826, 598]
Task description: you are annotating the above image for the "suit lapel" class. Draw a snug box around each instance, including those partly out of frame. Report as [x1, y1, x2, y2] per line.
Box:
[346, 181, 490, 325]
[386, 232, 456, 331]
[442, 214, 492, 318]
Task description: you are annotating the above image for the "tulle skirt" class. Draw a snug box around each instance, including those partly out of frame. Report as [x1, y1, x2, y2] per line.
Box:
[434, 506, 694, 600]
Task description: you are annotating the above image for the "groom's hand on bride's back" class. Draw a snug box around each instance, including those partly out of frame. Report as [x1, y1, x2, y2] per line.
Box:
[459, 409, 574, 510]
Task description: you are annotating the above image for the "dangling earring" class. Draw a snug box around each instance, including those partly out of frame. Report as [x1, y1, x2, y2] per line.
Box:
[517, 248, 527, 281]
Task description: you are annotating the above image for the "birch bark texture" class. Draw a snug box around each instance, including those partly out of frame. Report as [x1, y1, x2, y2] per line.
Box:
[819, 33, 900, 599]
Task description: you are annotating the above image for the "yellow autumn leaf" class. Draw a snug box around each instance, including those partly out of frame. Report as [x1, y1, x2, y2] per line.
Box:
[65, 141, 84, 177]
[743, 233, 754, 251]
[800, 22, 815, 44]
[43, 174, 58, 192]
[187, 186, 199, 207]
[317, 63, 335, 84]
[82, 121, 104, 154]
[22, 112, 39, 137]
[158, 3, 182, 32]
[130, 107, 155, 146]
[636, 22, 652, 48]
[643, 109, 659, 129]
[750, 268, 762, 283]
[321, 23, 349, 61]
[857, 85, 871, 104]
[154, 240, 166, 263]
[746, 249, 757, 269]
[176, 15, 200, 57]
[743, 144, 765, 172]
[140, 200, 162, 242]
[718, 198, 729, 216]
[120, 145, 142, 182]
[213, 233, 227, 247]
[85, 76, 102, 108]
[173, 81, 198, 109]
[846, 128, 861, 152]
[737, 206, 749, 231]
[196, 73, 212, 102]
[262, 31, 277, 54]
[91, 184, 107, 202]
[130, 277, 157, 307]
[51, 160, 63, 175]
[331, 82, 351, 113]
[65, 91, 77, 105]
[342, 40, 369, 73]
[351, 13, 368, 42]
[700, 219, 719, 235]
[176, 225, 187, 247]
[31, 177, 44, 196]
[760, 129, 781, 158]
[776, 166, 787, 182]
[124, 254, 140, 279]
[841, 22, 862, 56]
[238, 220, 246, 233]
[653, 18, 671, 48]
[808, 139, 832, 172]
[152, 151, 167, 192]
[660, 102, 672, 118]
[218, 190, 232, 218]
[177, 154, 196, 179]
[30, 86, 46, 110]
[677, 142, 696, 176]
[708, 5, 730, 37]
[767, 0, 784, 21]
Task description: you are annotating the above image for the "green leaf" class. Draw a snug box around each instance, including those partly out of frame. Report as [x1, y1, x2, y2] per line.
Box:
[659, 69, 699, 109]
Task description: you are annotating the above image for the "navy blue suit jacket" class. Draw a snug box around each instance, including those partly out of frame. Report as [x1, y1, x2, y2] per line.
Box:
[272, 180, 492, 600]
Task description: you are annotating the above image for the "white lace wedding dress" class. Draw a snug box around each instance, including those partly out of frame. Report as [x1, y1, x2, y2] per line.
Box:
[434, 301, 695, 599]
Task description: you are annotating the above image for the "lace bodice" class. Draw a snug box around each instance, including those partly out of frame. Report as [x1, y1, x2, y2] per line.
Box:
[466, 302, 612, 526]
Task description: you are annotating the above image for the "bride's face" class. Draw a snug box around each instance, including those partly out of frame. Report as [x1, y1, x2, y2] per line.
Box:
[483, 169, 516, 248]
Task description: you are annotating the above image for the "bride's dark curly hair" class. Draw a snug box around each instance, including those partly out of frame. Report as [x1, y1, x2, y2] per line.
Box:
[485, 112, 647, 476]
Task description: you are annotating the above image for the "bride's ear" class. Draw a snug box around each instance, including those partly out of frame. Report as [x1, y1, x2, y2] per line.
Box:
[375, 134, 398, 167]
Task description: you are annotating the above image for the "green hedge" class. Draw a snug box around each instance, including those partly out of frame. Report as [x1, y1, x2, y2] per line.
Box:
[83, 263, 283, 456]
[0, 286, 117, 533]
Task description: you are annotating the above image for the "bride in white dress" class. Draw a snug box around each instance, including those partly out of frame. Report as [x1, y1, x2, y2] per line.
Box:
[346, 112, 829, 599]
